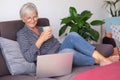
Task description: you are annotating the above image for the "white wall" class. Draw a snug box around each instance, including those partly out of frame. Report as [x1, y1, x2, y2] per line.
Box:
[0, 0, 108, 42]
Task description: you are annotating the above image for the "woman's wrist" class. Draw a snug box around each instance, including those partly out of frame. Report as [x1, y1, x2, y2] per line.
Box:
[35, 39, 44, 49]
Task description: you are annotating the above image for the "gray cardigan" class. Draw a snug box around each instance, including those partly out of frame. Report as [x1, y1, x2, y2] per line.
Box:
[17, 26, 61, 62]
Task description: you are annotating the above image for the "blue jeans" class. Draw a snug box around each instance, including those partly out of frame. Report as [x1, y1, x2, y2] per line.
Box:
[59, 32, 95, 66]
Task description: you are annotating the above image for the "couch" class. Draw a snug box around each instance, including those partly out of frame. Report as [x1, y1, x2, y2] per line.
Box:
[0, 18, 114, 80]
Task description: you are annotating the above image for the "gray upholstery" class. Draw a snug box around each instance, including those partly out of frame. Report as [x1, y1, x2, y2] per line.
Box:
[0, 75, 57, 80]
[0, 18, 113, 80]
[93, 44, 113, 57]
[0, 18, 49, 41]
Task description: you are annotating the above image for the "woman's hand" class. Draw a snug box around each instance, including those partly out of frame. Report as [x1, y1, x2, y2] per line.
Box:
[35, 28, 53, 48]
[40, 29, 53, 42]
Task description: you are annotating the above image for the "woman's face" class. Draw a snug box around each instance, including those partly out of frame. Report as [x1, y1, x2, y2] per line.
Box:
[22, 11, 38, 29]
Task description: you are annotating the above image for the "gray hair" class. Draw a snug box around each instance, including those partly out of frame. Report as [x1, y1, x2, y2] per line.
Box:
[20, 2, 38, 18]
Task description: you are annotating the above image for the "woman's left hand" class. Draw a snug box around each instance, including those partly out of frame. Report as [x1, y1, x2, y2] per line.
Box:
[35, 28, 53, 48]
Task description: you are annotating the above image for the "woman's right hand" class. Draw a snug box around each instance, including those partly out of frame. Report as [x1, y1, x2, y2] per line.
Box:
[40, 29, 53, 42]
[35, 29, 53, 48]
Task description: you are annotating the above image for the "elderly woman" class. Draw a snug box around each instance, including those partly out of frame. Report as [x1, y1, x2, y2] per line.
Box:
[17, 2, 113, 66]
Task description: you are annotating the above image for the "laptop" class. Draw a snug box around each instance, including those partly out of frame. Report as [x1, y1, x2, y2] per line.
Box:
[36, 53, 73, 78]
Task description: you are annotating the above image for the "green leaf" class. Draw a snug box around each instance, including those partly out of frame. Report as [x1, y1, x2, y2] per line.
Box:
[74, 17, 84, 28]
[110, 7, 115, 17]
[115, 0, 120, 4]
[78, 10, 93, 21]
[78, 28, 99, 41]
[69, 7, 77, 18]
[70, 24, 79, 32]
[61, 17, 72, 24]
[88, 28, 99, 41]
[90, 20, 105, 26]
[59, 25, 68, 36]
[84, 22, 90, 28]
[78, 27, 90, 40]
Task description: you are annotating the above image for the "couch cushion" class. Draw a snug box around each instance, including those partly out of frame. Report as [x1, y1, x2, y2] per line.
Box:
[0, 37, 36, 75]
[0, 75, 34, 80]
[0, 49, 10, 76]
[0, 75, 57, 80]
[93, 44, 113, 57]
[56, 65, 98, 80]
[0, 20, 24, 41]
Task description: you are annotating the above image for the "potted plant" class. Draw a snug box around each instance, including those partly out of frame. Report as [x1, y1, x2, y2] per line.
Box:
[103, 0, 120, 17]
[59, 7, 105, 42]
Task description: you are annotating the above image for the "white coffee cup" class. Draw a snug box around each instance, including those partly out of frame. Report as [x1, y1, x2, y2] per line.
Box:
[43, 26, 51, 31]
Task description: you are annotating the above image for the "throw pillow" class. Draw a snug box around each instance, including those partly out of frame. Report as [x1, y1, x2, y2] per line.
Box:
[0, 37, 36, 75]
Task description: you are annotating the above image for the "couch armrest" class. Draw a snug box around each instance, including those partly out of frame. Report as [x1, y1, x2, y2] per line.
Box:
[92, 44, 113, 57]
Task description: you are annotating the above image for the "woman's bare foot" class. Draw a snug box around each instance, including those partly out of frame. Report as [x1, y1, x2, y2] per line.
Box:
[99, 58, 112, 66]
[92, 50, 113, 66]
[108, 55, 119, 62]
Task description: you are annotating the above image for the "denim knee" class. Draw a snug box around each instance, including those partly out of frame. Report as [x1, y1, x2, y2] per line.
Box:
[67, 32, 79, 37]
